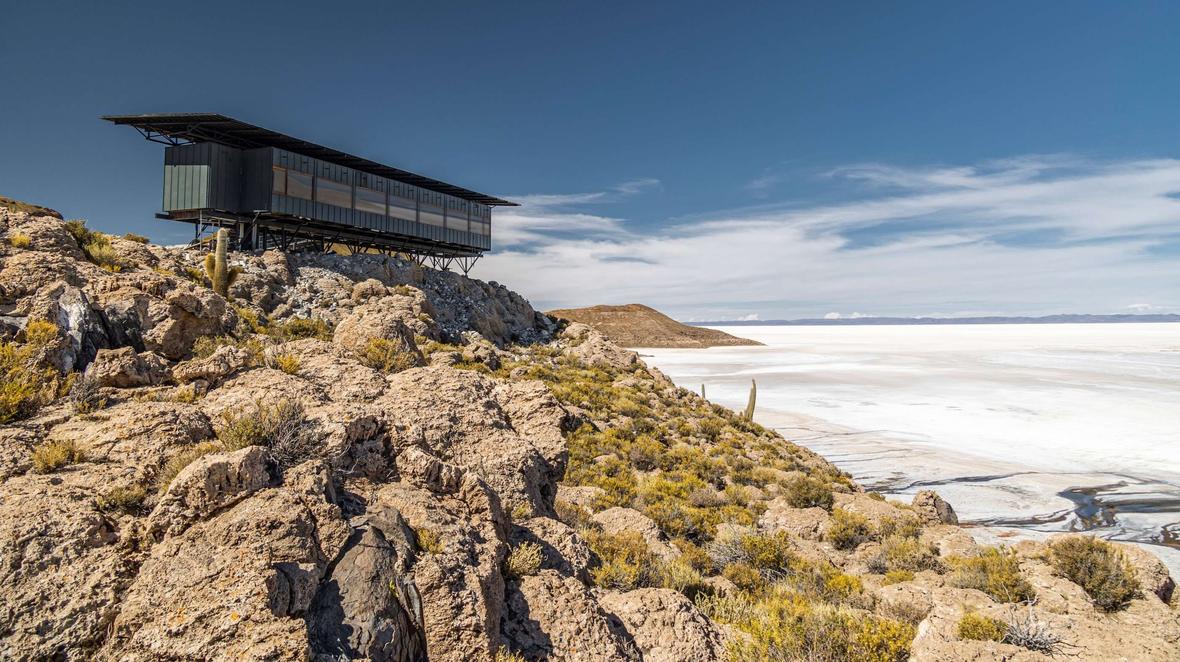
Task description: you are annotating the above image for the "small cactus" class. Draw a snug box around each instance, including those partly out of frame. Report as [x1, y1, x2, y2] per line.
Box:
[701, 384, 706, 399]
[204, 228, 240, 297]
[742, 379, 757, 420]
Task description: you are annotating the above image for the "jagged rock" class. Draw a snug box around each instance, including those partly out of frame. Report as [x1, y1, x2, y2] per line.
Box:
[911, 490, 959, 525]
[147, 446, 271, 539]
[758, 500, 830, 540]
[2, 209, 82, 258]
[919, 524, 979, 559]
[307, 508, 427, 662]
[87, 346, 169, 388]
[502, 570, 638, 662]
[378, 452, 507, 662]
[0, 472, 131, 661]
[272, 338, 387, 403]
[172, 344, 249, 385]
[832, 492, 914, 527]
[592, 507, 680, 561]
[557, 484, 606, 508]
[333, 301, 425, 367]
[21, 281, 109, 371]
[560, 323, 639, 371]
[100, 475, 345, 660]
[598, 588, 727, 662]
[351, 277, 388, 302]
[141, 283, 237, 359]
[377, 367, 567, 515]
[511, 517, 594, 582]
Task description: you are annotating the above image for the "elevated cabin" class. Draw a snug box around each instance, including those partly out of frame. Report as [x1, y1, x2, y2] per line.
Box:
[103, 114, 515, 273]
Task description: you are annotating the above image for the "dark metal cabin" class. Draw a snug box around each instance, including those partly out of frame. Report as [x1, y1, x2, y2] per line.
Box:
[103, 113, 516, 273]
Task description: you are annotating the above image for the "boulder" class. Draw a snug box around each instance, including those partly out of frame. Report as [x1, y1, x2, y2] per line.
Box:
[333, 301, 426, 367]
[911, 490, 959, 525]
[172, 344, 249, 385]
[502, 570, 638, 661]
[87, 346, 169, 388]
[758, 500, 830, 540]
[598, 588, 727, 662]
[592, 507, 680, 561]
[511, 517, 594, 582]
[147, 446, 271, 539]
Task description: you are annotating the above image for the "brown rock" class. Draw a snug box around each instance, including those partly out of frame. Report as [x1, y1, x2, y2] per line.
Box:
[511, 517, 594, 582]
[592, 507, 680, 561]
[911, 490, 959, 525]
[502, 570, 638, 661]
[598, 588, 727, 662]
[87, 346, 169, 388]
[172, 344, 249, 385]
[758, 499, 830, 540]
[147, 446, 271, 539]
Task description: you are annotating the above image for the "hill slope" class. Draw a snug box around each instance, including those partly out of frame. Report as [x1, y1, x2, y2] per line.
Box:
[548, 303, 761, 348]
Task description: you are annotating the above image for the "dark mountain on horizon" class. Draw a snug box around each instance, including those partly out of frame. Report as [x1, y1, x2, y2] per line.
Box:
[690, 314, 1180, 327]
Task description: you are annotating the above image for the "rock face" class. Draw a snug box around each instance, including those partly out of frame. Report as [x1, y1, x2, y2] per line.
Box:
[2, 203, 1178, 662]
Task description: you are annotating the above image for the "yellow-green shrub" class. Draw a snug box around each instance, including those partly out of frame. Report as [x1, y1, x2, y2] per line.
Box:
[269, 317, 333, 341]
[414, 527, 443, 555]
[948, 547, 1035, 603]
[826, 508, 872, 550]
[271, 353, 301, 375]
[31, 439, 84, 473]
[1048, 536, 1139, 611]
[122, 232, 150, 244]
[8, 232, 31, 248]
[504, 541, 543, 579]
[1, 321, 62, 423]
[783, 475, 834, 510]
[585, 530, 659, 590]
[957, 612, 1007, 641]
[357, 338, 420, 373]
[875, 535, 940, 573]
[95, 485, 148, 514]
[882, 569, 915, 585]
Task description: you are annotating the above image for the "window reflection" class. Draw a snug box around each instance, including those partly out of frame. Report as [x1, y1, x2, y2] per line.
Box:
[272, 166, 286, 195]
[316, 178, 352, 209]
[287, 171, 313, 200]
[355, 186, 385, 215]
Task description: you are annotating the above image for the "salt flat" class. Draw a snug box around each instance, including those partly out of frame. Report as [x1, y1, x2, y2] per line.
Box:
[639, 323, 1180, 573]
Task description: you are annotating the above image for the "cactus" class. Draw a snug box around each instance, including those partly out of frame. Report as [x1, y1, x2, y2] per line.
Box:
[204, 228, 240, 297]
[701, 384, 706, 399]
[742, 379, 757, 420]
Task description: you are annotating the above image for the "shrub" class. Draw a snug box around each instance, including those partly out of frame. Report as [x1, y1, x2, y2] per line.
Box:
[270, 353, 301, 375]
[873, 535, 940, 573]
[122, 232, 150, 244]
[415, 527, 443, 555]
[882, 569, 915, 585]
[880, 598, 929, 626]
[1048, 536, 1139, 611]
[358, 338, 420, 373]
[957, 612, 1007, 641]
[657, 558, 709, 598]
[31, 439, 85, 473]
[876, 515, 923, 540]
[8, 232, 31, 248]
[698, 588, 915, 662]
[270, 317, 333, 341]
[68, 371, 106, 415]
[1003, 603, 1067, 654]
[156, 442, 221, 492]
[0, 321, 62, 423]
[723, 562, 764, 592]
[948, 547, 1035, 603]
[82, 234, 124, 272]
[494, 647, 526, 662]
[783, 475, 834, 510]
[826, 508, 873, 550]
[218, 399, 319, 470]
[554, 499, 595, 530]
[586, 530, 659, 590]
[504, 541, 544, 579]
[95, 485, 148, 514]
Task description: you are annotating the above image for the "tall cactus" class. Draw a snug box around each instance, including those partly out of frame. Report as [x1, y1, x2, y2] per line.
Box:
[204, 228, 240, 297]
[701, 384, 706, 399]
[742, 379, 757, 420]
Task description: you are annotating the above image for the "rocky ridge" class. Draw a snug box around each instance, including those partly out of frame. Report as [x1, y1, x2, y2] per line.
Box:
[547, 303, 761, 348]
[0, 201, 1177, 661]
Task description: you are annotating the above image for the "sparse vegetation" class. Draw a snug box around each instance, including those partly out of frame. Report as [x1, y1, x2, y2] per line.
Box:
[826, 508, 873, 550]
[156, 442, 222, 492]
[270, 317, 333, 341]
[0, 195, 61, 218]
[415, 527, 443, 555]
[504, 541, 544, 579]
[218, 399, 319, 470]
[1003, 602, 1068, 654]
[122, 232, 150, 244]
[493, 647, 527, 662]
[269, 353, 301, 375]
[948, 546, 1035, 603]
[1048, 536, 1139, 611]
[783, 475, 834, 510]
[586, 529, 660, 590]
[95, 485, 148, 514]
[67, 371, 106, 415]
[8, 232, 31, 248]
[1, 320, 62, 423]
[957, 611, 1007, 641]
[358, 338, 420, 373]
[64, 220, 124, 271]
[882, 569, 915, 585]
[31, 439, 85, 474]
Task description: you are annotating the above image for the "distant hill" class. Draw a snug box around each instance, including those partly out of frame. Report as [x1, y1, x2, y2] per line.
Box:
[691, 314, 1180, 326]
[548, 304, 762, 348]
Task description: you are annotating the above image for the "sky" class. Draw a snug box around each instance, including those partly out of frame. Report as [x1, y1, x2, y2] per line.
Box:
[1, 1, 1178, 320]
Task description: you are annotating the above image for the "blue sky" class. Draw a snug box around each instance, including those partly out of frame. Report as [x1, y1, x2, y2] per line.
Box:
[2, 1, 1179, 319]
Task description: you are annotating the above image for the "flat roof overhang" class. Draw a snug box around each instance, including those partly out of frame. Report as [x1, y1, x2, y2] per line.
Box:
[103, 113, 517, 207]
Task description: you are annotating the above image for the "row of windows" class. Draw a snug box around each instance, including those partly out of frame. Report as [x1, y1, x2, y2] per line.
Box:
[273, 166, 489, 233]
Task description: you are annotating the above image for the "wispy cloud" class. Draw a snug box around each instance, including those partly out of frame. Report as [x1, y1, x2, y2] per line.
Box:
[480, 156, 1180, 319]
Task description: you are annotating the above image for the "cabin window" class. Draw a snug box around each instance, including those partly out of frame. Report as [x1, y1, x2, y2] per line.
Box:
[316, 177, 352, 209]
[355, 186, 386, 215]
[287, 171, 313, 200]
[272, 166, 287, 195]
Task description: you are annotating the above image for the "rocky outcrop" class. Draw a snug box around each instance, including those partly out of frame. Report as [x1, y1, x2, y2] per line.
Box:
[598, 588, 728, 662]
[502, 571, 638, 661]
[87, 346, 169, 388]
[592, 507, 681, 561]
[912, 489, 959, 525]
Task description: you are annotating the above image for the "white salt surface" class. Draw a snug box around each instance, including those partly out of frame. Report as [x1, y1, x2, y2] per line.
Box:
[639, 323, 1180, 573]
